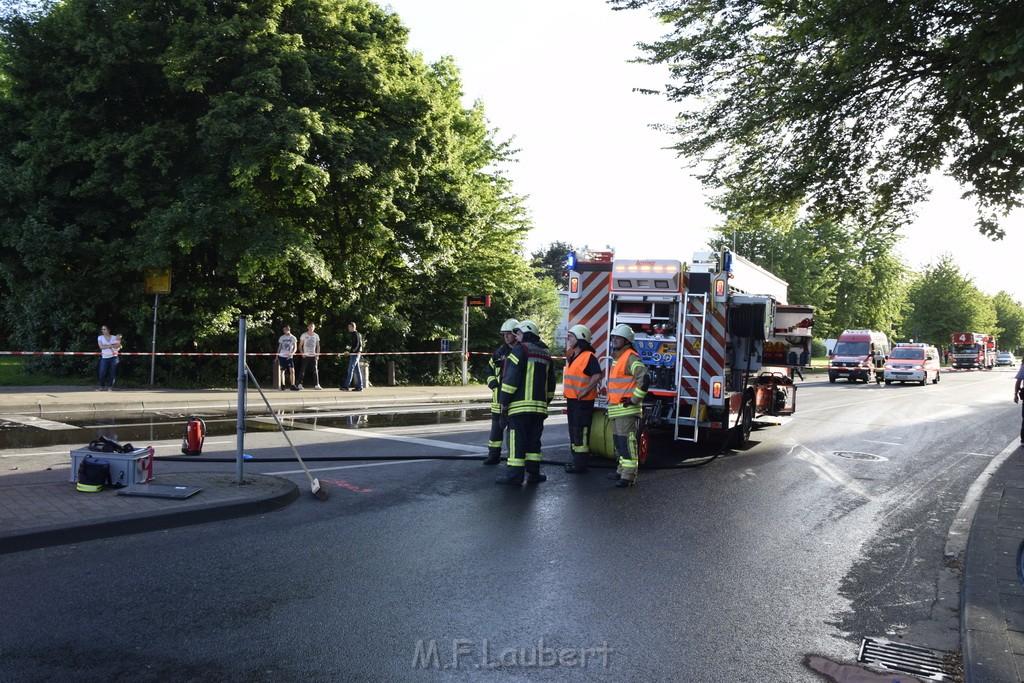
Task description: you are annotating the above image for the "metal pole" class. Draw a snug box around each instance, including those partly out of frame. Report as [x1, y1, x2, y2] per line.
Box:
[461, 298, 469, 386]
[149, 293, 158, 386]
[236, 316, 247, 485]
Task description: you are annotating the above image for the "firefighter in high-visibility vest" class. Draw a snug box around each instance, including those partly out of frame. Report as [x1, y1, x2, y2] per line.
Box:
[495, 320, 556, 485]
[483, 318, 519, 466]
[562, 324, 602, 474]
[606, 323, 649, 488]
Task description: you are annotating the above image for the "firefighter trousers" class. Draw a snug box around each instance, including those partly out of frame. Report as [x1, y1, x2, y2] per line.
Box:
[487, 410, 507, 456]
[507, 413, 545, 474]
[566, 399, 595, 467]
[611, 414, 639, 481]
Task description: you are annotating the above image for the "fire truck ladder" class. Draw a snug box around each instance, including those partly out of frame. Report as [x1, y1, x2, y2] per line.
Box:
[674, 293, 707, 443]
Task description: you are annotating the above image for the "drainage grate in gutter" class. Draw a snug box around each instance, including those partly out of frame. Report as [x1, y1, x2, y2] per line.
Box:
[857, 637, 952, 681]
[832, 451, 887, 462]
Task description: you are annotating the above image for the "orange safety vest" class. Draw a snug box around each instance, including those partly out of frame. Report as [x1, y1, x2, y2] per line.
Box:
[607, 347, 643, 418]
[563, 349, 598, 400]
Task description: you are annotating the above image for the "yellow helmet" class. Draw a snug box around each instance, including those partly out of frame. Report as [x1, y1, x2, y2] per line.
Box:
[568, 325, 592, 343]
[610, 323, 635, 344]
[500, 318, 519, 333]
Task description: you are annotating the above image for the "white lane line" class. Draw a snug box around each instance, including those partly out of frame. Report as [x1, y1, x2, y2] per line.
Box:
[257, 418, 488, 453]
[863, 440, 902, 445]
[272, 460, 436, 476]
[0, 414, 79, 430]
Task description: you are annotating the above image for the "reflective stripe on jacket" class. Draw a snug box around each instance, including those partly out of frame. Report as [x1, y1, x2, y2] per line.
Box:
[563, 349, 598, 400]
[500, 336, 555, 416]
[607, 347, 646, 418]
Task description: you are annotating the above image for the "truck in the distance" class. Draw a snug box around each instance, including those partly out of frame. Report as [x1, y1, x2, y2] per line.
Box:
[950, 332, 996, 370]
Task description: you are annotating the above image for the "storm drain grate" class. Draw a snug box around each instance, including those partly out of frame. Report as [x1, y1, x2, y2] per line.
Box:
[832, 451, 887, 461]
[857, 637, 952, 681]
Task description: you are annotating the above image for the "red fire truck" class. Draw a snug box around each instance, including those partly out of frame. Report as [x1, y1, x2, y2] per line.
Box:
[950, 332, 996, 370]
[567, 249, 813, 458]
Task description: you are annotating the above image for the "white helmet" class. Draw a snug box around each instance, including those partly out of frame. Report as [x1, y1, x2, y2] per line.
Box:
[515, 320, 539, 336]
[568, 325, 592, 343]
[500, 318, 519, 333]
[610, 323, 634, 344]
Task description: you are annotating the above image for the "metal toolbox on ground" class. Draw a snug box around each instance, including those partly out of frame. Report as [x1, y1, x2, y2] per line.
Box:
[70, 447, 153, 487]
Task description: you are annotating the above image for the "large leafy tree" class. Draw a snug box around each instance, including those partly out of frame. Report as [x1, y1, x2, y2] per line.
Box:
[993, 292, 1024, 354]
[613, 0, 1024, 238]
[0, 0, 544, 382]
[903, 255, 997, 346]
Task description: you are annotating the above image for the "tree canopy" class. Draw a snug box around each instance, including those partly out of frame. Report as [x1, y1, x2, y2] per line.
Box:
[0, 0, 557, 383]
[613, 0, 1024, 238]
[903, 255, 996, 346]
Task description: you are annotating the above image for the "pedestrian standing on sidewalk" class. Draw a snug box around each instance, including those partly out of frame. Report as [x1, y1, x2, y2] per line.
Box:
[563, 324, 602, 474]
[297, 323, 322, 390]
[1014, 359, 1024, 445]
[483, 318, 519, 466]
[277, 325, 299, 390]
[495, 320, 556, 485]
[342, 321, 363, 391]
[96, 325, 122, 391]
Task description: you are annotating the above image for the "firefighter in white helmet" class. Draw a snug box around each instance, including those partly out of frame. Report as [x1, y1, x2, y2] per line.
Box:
[495, 320, 556, 485]
[483, 318, 519, 465]
[563, 324, 602, 474]
[606, 323, 649, 488]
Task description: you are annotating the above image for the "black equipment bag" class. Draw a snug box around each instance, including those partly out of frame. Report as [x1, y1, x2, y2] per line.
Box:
[77, 456, 112, 491]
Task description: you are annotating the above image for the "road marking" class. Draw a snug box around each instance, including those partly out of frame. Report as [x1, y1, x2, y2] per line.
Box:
[0, 414, 78, 430]
[791, 444, 874, 501]
[258, 419, 488, 453]
[863, 440, 901, 446]
[272, 460, 436, 476]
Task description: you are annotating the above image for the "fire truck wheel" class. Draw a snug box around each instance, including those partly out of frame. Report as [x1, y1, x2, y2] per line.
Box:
[731, 399, 753, 447]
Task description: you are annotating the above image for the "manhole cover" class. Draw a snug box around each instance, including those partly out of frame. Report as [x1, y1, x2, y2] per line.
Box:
[832, 451, 887, 462]
[858, 637, 952, 681]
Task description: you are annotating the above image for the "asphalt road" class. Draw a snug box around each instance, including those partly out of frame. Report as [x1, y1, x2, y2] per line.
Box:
[1, 369, 1019, 681]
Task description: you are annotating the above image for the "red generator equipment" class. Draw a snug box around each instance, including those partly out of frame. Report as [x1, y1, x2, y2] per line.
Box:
[181, 417, 207, 456]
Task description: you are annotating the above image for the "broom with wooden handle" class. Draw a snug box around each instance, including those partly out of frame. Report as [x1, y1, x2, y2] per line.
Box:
[245, 364, 329, 500]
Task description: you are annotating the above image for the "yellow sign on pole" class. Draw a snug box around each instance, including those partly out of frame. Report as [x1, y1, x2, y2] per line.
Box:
[145, 268, 171, 295]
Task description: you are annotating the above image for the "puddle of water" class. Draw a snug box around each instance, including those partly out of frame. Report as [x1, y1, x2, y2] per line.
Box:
[0, 407, 493, 450]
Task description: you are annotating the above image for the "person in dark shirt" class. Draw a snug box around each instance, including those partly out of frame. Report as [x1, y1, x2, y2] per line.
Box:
[342, 322, 363, 391]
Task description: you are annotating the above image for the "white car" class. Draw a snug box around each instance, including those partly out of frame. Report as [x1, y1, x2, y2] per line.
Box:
[997, 352, 1017, 366]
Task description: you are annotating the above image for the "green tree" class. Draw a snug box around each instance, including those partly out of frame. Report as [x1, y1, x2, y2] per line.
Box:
[711, 214, 908, 338]
[903, 255, 997, 346]
[993, 292, 1024, 354]
[530, 241, 576, 288]
[0, 0, 539, 384]
[613, 0, 1024, 238]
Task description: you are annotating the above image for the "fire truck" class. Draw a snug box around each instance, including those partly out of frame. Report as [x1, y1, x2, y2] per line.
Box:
[567, 249, 813, 458]
[950, 332, 996, 370]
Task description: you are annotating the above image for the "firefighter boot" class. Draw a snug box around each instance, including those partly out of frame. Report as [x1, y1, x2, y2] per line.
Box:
[494, 465, 525, 485]
[525, 460, 547, 484]
[564, 451, 588, 474]
[612, 435, 635, 488]
[482, 448, 501, 466]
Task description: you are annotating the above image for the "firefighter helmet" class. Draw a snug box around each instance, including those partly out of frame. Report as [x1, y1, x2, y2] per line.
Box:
[610, 323, 635, 344]
[568, 325, 592, 343]
[500, 318, 519, 333]
[515, 320, 539, 336]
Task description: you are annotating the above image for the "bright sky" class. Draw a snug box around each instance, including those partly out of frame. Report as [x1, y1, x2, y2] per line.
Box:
[383, 0, 1022, 301]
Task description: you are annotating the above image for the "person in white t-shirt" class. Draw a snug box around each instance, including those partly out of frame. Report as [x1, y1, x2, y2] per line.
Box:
[96, 324, 122, 391]
[277, 325, 298, 390]
[297, 323, 322, 390]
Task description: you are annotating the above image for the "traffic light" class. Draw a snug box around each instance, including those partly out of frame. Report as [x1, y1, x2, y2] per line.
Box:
[466, 295, 491, 307]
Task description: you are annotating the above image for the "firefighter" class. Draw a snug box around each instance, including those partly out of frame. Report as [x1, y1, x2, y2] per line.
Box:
[606, 323, 649, 488]
[495, 320, 556, 485]
[483, 318, 519, 466]
[563, 324, 602, 474]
